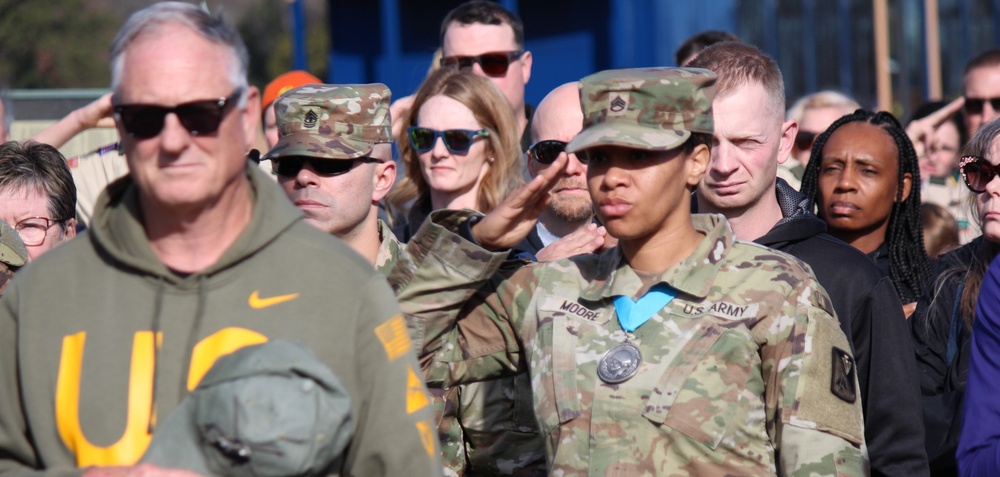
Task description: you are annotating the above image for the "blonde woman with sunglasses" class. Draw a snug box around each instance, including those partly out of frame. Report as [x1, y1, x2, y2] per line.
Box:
[388, 68, 522, 241]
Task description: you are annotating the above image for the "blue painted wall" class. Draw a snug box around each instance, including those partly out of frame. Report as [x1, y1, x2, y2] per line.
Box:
[326, 0, 735, 108]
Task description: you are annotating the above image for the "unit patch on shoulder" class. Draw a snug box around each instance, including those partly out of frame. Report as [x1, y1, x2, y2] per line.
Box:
[830, 347, 857, 403]
[406, 365, 430, 414]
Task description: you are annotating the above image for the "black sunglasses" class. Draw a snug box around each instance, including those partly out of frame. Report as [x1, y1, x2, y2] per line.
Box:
[407, 127, 489, 155]
[528, 140, 571, 164]
[964, 96, 1000, 115]
[272, 156, 378, 177]
[114, 87, 244, 139]
[794, 130, 819, 152]
[959, 155, 1000, 193]
[440, 51, 524, 78]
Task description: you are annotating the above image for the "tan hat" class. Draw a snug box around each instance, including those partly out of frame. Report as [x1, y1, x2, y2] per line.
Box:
[566, 67, 717, 154]
[263, 83, 393, 161]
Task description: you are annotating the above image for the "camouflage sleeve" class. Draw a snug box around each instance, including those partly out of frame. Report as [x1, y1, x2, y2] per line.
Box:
[392, 210, 539, 388]
[755, 274, 868, 476]
[389, 209, 510, 350]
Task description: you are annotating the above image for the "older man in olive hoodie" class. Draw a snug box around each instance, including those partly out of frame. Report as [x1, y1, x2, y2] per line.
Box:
[0, 4, 442, 477]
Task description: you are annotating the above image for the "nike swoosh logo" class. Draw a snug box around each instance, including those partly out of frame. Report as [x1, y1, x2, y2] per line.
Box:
[249, 290, 300, 309]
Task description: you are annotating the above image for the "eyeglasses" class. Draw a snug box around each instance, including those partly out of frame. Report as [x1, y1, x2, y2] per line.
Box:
[528, 140, 571, 164]
[964, 96, 1000, 115]
[960, 155, 1000, 193]
[794, 130, 819, 152]
[407, 127, 489, 155]
[272, 156, 379, 177]
[113, 87, 244, 139]
[440, 51, 524, 78]
[14, 217, 66, 246]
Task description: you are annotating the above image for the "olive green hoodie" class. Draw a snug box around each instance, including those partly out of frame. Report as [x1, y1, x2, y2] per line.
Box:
[0, 166, 442, 477]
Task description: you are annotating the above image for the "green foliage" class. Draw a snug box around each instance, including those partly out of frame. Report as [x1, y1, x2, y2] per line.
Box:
[0, 0, 329, 90]
[238, 0, 328, 90]
[0, 0, 119, 88]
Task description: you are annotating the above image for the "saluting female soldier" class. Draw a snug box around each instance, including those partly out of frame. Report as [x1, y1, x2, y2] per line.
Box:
[396, 67, 867, 476]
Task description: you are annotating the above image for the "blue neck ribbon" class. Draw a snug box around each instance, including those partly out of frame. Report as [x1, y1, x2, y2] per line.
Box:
[612, 283, 678, 332]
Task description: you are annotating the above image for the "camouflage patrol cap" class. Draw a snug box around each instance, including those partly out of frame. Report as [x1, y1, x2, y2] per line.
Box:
[141, 340, 354, 477]
[263, 83, 392, 161]
[565, 67, 717, 154]
[0, 220, 27, 268]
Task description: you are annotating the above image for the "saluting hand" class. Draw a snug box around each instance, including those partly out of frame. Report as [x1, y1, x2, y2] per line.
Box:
[534, 223, 613, 262]
[905, 96, 964, 161]
[471, 153, 569, 251]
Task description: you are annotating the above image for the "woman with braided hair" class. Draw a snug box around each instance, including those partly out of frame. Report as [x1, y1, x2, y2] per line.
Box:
[800, 109, 931, 310]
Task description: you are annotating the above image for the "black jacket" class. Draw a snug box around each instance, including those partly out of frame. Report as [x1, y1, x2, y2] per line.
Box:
[754, 181, 929, 477]
[910, 239, 981, 476]
[513, 226, 545, 260]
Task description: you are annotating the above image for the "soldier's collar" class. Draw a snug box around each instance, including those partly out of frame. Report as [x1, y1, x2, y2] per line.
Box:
[579, 214, 732, 301]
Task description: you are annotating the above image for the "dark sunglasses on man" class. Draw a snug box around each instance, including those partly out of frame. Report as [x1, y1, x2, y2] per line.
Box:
[959, 155, 1000, 193]
[963, 96, 1000, 115]
[439, 51, 524, 78]
[794, 130, 819, 152]
[272, 156, 381, 177]
[113, 87, 244, 139]
[407, 127, 489, 155]
[527, 140, 574, 164]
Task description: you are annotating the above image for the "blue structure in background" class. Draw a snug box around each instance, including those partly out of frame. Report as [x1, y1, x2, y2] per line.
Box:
[325, 0, 735, 110]
[322, 0, 1000, 118]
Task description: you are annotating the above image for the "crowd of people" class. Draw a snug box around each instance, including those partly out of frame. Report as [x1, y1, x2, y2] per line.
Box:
[2, 1, 1000, 476]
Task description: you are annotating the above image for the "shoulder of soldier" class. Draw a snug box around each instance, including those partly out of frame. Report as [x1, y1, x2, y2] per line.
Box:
[727, 239, 835, 316]
[729, 238, 820, 284]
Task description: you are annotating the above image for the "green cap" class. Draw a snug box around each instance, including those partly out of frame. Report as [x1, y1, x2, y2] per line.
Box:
[0, 220, 28, 268]
[263, 83, 393, 161]
[565, 67, 717, 154]
[141, 340, 354, 477]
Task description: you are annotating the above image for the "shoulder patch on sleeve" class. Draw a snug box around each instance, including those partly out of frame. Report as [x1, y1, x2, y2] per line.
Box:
[830, 347, 857, 403]
[788, 308, 864, 446]
[375, 314, 412, 361]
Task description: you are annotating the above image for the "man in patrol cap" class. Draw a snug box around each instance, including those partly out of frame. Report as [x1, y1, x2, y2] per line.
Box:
[264, 83, 547, 476]
[396, 67, 868, 475]
[264, 83, 399, 268]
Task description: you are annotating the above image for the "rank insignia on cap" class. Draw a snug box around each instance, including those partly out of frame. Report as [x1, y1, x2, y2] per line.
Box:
[303, 110, 319, 129]
[609, 95, 627, 113]
[830, 347, 857, 403]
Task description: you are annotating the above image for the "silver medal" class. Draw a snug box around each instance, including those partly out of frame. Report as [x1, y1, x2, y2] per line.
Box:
[597, 342, 642, 384]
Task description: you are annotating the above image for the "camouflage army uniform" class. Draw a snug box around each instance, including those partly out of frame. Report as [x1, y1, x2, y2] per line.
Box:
[0, 220, 27, 298]
[378, 215, 546, 476]
[396, 67, 867, 476]
[265, 84, 546, 476]
[402, 211, 866, 476]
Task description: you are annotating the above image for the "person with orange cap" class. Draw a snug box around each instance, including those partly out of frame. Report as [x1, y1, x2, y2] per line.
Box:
[262, 70, 322, 147]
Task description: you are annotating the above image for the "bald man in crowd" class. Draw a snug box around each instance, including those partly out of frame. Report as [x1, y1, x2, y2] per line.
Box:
[516, 82, 613, 261]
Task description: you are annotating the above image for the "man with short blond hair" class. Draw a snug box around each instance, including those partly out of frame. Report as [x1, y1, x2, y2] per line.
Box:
[691, 41, 929, 477]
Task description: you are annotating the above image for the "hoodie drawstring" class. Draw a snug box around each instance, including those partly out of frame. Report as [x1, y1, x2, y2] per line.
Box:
[147, 277, 166, 434]
[147, 275, 209, 435]
[179, 275, 208, 401]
